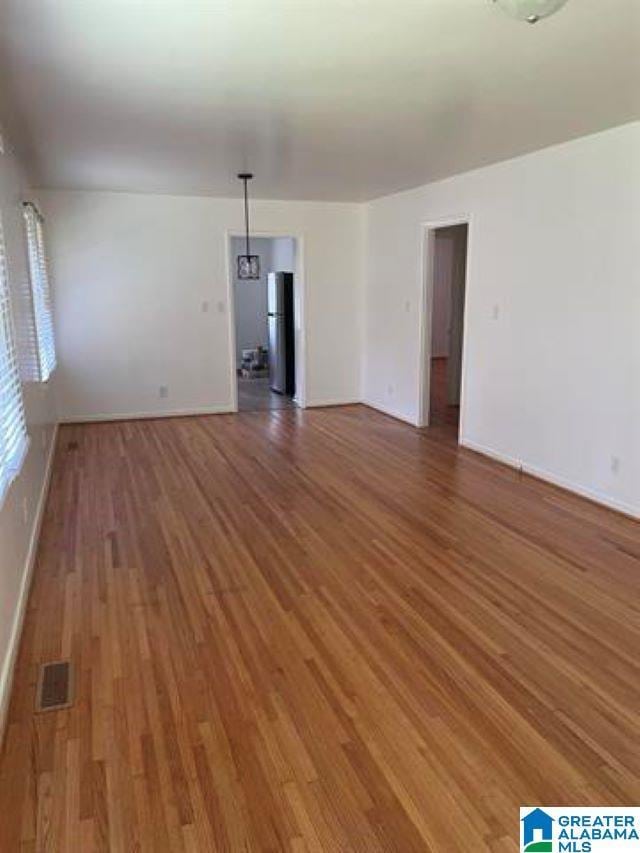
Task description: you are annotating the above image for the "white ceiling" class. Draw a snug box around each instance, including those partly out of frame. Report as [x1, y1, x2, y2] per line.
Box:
[0, 0, 638, 201]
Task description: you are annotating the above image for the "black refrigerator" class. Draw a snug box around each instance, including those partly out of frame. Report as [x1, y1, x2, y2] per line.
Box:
[267, 272, 295, 395]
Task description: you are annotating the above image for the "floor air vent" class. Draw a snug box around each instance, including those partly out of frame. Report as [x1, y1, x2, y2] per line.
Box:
[35, 661, 74, 712]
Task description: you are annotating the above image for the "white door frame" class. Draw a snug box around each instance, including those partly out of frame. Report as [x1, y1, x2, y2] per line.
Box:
[224, 230, 307, 412]
[417, 215, 472, 440]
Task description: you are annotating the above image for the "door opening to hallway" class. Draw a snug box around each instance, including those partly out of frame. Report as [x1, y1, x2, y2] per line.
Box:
[427, 223, 468, 432]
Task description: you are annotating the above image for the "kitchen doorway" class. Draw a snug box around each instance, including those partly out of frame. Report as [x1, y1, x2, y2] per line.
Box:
[228, 235, 305, 412]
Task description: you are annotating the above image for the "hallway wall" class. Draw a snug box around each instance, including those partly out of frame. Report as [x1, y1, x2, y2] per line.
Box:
[431, 234, 453, 359]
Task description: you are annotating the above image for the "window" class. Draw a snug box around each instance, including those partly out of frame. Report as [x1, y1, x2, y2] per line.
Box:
[0, 214, 29, 503]
[23, 203, 56, 382]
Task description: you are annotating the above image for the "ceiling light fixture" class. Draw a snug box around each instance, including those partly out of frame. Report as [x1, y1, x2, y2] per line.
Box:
[237, 172, 259, 280]
[492, 0, 570, 24]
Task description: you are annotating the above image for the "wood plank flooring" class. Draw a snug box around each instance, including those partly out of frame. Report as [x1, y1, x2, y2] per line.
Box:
[429, 357, 459, 428]
[0, 405, 638, 851]
[237, 378, 296, 412]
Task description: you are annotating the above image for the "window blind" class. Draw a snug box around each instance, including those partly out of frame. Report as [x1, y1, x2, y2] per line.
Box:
[0, 214, 29, 503]
[23, 203, 56, 382]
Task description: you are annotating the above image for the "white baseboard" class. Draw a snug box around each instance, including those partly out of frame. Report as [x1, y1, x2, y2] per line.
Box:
[305, 398, 361, 409]
[0, 423, 59, 746]
[361, 399, 420, 427]
[459, 437, 521, 470]
[62, 402, 367, 422]
[460, 436, 640, 520]
[59, 405, 235, 424]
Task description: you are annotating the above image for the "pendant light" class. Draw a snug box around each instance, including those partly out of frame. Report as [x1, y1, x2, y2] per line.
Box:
[492, 0, 569, 24]
[237, 172, 259, 280]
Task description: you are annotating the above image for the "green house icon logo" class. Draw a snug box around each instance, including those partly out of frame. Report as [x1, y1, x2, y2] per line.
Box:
[522, 808, 554, 852]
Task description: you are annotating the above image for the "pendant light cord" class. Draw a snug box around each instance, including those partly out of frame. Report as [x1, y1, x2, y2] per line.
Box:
[243, 176, 251, 257]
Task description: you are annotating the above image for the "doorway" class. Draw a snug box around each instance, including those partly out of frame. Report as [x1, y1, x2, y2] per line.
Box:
[420, 222, 469, 434]
[229, 235, 301, 412]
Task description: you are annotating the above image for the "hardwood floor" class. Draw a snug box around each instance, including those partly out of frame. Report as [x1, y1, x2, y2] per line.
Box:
[237, 377, 297, 412]
[1, 405, 638, 851]
[429, 357, 459, 428]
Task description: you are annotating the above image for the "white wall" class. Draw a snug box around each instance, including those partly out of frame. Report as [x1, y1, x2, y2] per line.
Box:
[0, 136, 58, 739]
[231, 236, 271, 364]
[363, 122, 640, 517]
[40, 192, 364, 417]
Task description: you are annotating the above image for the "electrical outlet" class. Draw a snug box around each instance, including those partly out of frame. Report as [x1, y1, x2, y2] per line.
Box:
[201, 300, 210, 313]
[159, 385, 169, 399]
[216, 300, 226, 314]
[611, 456, 620, 475]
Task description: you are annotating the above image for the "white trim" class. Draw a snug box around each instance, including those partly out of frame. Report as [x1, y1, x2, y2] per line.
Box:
[64, 401, 365, 420]
[224, 231, 308, 412]
[305, 398, 361, 409]
[417, 215, 472, 438]
[459, 437, 521, 469]
[223, 230, 239, 414]
[460, 437, 640, 521]
[362, 399, 420, 427]
[59, 405, 234, 424]
[0, 423, 58, 746]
